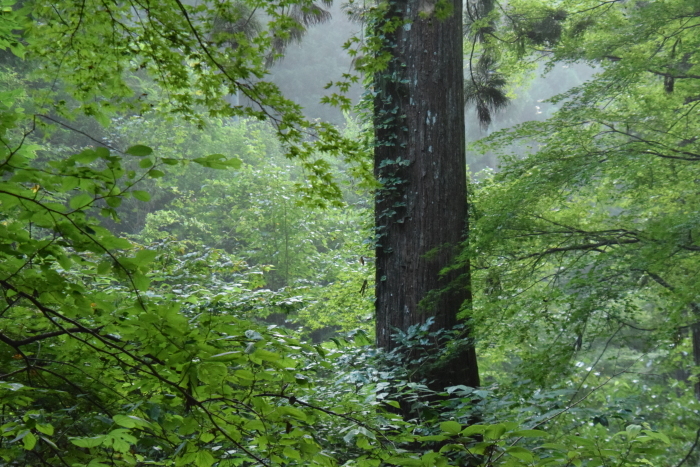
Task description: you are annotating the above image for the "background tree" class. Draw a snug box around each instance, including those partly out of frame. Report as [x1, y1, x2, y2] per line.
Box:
[465, 0, 700, 460]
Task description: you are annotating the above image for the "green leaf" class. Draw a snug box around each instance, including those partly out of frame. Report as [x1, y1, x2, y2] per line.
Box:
[74, 149, 99, 164]
[105, 429, 136, 453]
[386, 457, 422, 466]
[95, 147, 110, 158]
[134, 249, 158, 265]
[541, 443, 568, 451]
[192, 154, 242, 170]
[252, 348, 280, 361]
[113, 414, 151, 428]
[439, 420, 461, 435]
[506, 446, 534, 462]
[22, 432, 36, 450]
[105, 196, 122, 208]
[103, 237, 132, 250]
[39, 435, 57, 449]
[197, 362, 228, 385]
[279, 406, 307, 421]
[356, 435, 372, 450]
[35, 423, 54, 436]
[69, 193, 94, 209]
[417, 434, 448, 442]
[485, 423, 506, 440]
[511, 429, 547, 438]
[194, 450, 216, 467]
[461, 424, 487, 436]
[208, 351, 243, 362]
[642, 430, 670, 444]
[132, 272, 151, 291]
[70, 436, 106, 448]
[126, 145, 153, 157]
[625, 424, 642, 438]
[132, 190, 151, 201]
[283, 447, 301, 460]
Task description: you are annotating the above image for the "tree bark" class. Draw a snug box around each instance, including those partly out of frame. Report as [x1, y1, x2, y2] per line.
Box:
[373, 0, 479, 389]
[692, 320, 700, 401]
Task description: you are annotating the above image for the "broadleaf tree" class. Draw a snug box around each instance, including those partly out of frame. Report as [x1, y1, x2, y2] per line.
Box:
[463, 0, 700, 455]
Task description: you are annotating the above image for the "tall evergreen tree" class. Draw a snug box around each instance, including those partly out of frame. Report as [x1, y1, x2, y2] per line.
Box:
[373, 0, 479, 389]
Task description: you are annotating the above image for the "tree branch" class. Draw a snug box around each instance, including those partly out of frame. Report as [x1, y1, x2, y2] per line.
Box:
[675, 427, 700, 467]
[516, 238, 640, 260]
[0, 326, 105, 349]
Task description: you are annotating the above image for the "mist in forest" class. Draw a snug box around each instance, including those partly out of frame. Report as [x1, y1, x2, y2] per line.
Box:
[267, 5, 595, 173]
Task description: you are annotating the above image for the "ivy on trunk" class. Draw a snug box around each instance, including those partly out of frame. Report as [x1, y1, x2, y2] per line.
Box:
[373, 0, 479, 390]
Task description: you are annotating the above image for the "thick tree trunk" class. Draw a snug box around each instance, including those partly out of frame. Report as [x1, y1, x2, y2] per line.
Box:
[374, 0, 479, 389]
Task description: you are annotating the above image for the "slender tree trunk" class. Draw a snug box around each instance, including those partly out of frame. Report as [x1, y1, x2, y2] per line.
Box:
[374, 0, 479, 389]
[692, 321, 700, 401]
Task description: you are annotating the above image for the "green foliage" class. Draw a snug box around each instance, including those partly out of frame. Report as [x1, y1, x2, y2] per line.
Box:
[25, 0, 370, 206]
[0, 0, 693, 464]
[465, 0, 700, 462]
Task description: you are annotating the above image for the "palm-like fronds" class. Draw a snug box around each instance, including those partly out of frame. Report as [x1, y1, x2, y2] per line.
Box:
[464, 0, 496, 42]
[465, 54, 508, 128]
[210, 2, 263, 49]
[208, 1, 333, 67]
[266, 1, 333, 66]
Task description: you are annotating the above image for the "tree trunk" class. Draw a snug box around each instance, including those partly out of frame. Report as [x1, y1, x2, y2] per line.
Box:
[373, 0, 479, 389]
[692, 322, 700, 401]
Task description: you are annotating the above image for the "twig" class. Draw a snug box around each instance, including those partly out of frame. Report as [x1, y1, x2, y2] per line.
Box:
[674, 427, 700, 467]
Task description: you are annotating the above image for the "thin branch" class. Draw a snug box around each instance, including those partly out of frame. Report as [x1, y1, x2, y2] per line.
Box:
[674, 427, 700, 467]
[0, 327, 105, 348]
[516, 238, 640, 260]
[36, 114, 119, 152]
[254, 392, 393, 445]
